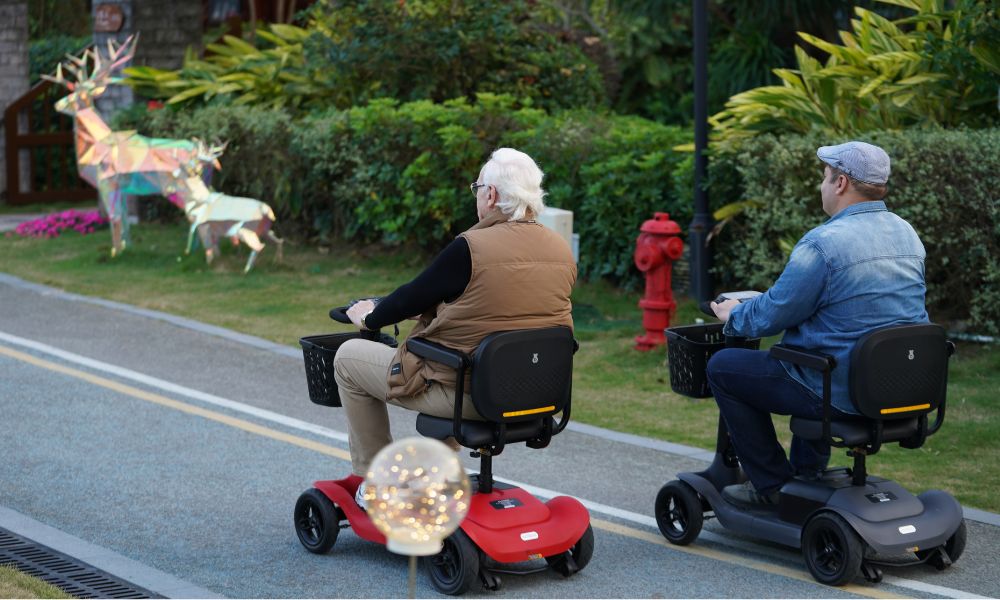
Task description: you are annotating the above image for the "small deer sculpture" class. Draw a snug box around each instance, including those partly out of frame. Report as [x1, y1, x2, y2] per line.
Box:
[169, 140, 284, 274]
[43, 36, 216, 257]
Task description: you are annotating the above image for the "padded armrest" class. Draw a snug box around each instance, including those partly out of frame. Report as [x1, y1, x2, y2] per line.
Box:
[406, 338, 470, 370]
[769, 344, 836, 373]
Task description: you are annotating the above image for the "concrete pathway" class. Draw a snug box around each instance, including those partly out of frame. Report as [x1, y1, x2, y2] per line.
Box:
[0, 212, 47, 232]
[1, 272, 997, 598]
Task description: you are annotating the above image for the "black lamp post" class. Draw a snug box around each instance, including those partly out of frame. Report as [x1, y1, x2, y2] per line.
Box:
[688, 0, 713, 302]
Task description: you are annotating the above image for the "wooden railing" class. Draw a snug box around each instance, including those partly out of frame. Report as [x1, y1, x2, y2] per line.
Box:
[4, 48, 96, 206]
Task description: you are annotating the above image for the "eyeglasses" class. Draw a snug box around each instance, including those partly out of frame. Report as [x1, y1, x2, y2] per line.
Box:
[470, 182, 490, 195]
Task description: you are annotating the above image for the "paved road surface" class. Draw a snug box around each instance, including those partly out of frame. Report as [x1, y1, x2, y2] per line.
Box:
[1, 273, 997, 598]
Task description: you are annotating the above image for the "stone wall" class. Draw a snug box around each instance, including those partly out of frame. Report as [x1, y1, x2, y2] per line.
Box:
[0, 0, 29, 203]
[93, 0, 202, 115]
[133, 0, 203, 71]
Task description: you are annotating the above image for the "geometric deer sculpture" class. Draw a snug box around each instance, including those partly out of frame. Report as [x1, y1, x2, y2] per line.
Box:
[169, 140, 284, 274]
[42, 35, 217, 257]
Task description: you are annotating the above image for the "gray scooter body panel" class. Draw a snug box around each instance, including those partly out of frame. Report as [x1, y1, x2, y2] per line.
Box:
[679, 472, 964, 555]
[826, 487, 963, 554]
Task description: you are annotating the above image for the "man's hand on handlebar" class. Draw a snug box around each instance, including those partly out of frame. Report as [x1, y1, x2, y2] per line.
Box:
[709, 298, 740, 322]
[346, 299, 376, 330]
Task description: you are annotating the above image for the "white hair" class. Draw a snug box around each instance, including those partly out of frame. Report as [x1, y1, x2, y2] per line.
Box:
[480, 148, 546, 221]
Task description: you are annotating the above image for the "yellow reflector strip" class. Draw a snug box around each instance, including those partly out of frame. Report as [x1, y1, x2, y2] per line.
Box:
[881, 403, 930, 415]
[503, 405, 555, 417]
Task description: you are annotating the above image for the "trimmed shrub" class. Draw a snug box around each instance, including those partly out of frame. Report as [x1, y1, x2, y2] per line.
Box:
[119, 96, 689, 286]
[709, 128, 1000, 334]
[112, 104, 296, 212]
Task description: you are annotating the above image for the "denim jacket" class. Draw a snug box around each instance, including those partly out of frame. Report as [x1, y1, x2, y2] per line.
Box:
[724, 201, 928, 414]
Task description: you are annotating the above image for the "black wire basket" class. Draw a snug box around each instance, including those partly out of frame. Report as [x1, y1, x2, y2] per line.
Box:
[299, 331, 398, 407]
[666, 323, 760, 399]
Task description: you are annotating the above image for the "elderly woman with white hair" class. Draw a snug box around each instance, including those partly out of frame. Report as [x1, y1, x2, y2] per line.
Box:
[336, 148, 577, 507]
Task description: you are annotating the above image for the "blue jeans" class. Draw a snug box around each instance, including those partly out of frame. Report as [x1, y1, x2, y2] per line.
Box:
[706, 348, 846, 495]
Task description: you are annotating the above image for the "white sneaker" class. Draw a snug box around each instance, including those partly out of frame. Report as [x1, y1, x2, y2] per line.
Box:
[354, 482, 367, 511]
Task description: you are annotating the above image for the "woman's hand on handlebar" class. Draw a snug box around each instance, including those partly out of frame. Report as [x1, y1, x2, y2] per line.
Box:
[346, 299, 376, 330]
[709, 298, 740, 322]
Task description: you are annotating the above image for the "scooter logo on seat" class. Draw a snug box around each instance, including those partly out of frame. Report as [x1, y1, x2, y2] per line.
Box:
[908, 349, 915, 360]
[532, 353, 539, 364]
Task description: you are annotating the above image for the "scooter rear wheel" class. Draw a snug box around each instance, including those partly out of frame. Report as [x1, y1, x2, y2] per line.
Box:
[802, 512, 864, 586]
[546, 524, 595, 576]
[425, 529, 480, 595]
[294, 488, 340, 554]
[655, 480, 703, 545]
[916, 520, 967, 569]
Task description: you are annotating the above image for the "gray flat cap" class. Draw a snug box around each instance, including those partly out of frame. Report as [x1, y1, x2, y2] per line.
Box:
[817, 141, 891, 185]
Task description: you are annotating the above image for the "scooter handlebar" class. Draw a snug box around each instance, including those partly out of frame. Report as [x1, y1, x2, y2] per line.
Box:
[329, 297, 384, 325]
[329, 306, 352, 324]
[701, 290, 763, 319]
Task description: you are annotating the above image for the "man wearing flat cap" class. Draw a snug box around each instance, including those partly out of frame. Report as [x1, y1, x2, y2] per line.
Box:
[706, 141, 929, 507]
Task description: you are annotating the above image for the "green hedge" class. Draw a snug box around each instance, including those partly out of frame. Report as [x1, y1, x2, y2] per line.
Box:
[708, 129, 1000, 334]
[118, 96, 690, 285]
[113, 103, 296, 209]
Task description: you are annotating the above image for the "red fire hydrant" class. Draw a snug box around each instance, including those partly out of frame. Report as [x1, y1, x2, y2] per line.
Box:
[634, 212, 684, 351]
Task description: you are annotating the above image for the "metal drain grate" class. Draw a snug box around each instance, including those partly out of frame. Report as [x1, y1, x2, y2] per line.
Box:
[0, 527, 160, 598]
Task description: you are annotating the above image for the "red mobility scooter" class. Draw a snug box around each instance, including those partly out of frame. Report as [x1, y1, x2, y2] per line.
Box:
[294, 305, 594, 595]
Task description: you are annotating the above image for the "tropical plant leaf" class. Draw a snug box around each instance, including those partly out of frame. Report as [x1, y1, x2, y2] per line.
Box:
[166, 85, 211, 104]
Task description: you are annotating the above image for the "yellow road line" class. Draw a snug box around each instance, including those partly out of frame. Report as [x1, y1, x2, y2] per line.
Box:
[1, 343, 910, 599]
[592, 518, 908, 599]
[0, 344, 350, 461]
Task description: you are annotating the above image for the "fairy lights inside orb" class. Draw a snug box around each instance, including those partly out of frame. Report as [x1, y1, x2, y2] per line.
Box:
[364, 437, 471, 556]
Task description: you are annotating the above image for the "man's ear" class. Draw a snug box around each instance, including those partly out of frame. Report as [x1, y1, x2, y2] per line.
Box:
[837, 174, 850, 195]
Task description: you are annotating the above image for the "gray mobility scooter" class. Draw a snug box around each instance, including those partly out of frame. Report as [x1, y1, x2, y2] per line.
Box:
[655, 292, 966, 585]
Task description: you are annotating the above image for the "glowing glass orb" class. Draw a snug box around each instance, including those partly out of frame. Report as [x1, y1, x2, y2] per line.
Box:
[364, 437, 471, 556]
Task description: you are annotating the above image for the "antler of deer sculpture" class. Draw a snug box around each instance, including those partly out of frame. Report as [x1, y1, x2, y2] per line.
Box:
[43, 35, 218, 257]
[169, 139, 284, 274]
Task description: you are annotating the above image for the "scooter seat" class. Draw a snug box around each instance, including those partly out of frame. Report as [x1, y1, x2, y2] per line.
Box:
[790, 416, 920, 447]
[416, 413, 548, 449]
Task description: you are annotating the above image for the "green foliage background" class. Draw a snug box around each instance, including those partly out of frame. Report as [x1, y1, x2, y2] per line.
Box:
[114, 97, 689, 286]
[125, 0, 607, 115]
[711, 0, 999, 145]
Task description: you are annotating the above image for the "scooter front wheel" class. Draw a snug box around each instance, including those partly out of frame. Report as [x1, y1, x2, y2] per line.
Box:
[802, 512, 864, 586]
[425, 529, 481, 595]
[546, 524, 595, 576]
[655, 480, 703, 545]
[916, 520, 967, 569]
[294, 488, 340, 554]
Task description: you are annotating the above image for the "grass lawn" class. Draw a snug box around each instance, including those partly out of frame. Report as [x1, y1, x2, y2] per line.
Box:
[0, 565, 72, 599]
[2, 221, 998, 511]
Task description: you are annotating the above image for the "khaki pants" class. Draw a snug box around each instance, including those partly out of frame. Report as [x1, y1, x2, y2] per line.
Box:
[333, 338, 478, 476]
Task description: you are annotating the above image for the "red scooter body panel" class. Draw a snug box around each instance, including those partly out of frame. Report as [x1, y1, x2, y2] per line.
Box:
[314, 476, 386, 545]
[461, 489, 590, 564]
[313, 478, 590, 564]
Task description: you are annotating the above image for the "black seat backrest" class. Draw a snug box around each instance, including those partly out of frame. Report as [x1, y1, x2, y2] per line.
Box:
[470, 326, 574, 423]
[849, 323, 948, 420]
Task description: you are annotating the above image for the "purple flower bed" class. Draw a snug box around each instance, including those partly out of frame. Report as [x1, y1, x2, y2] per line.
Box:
[12, 209, 108, 238]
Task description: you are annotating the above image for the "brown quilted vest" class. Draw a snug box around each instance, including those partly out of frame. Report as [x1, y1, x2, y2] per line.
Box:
[386, 209, 577, 399]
